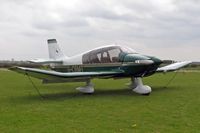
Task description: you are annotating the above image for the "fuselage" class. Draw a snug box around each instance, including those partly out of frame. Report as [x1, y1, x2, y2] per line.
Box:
[51, 45, 163, 77]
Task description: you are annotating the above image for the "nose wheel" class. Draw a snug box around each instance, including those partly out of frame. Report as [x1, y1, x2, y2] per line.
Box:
[130, 77, 152, 95]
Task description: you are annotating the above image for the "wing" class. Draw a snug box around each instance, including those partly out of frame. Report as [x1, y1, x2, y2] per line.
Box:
[9, 67, 124, 81]
[156, 61, 192, 72]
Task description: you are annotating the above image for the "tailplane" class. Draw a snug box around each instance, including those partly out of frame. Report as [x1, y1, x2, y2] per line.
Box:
[47, 39, 66, 60]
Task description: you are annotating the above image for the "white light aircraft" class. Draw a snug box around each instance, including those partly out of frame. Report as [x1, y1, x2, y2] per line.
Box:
[10, 39, 193, 95]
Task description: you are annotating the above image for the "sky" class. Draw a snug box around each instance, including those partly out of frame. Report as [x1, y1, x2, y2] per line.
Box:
[0, 0, 200, 61]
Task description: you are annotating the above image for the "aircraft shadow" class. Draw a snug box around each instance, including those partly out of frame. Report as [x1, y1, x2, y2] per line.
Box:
[11, 85, 178, 103]
[14, 88, 135, 102]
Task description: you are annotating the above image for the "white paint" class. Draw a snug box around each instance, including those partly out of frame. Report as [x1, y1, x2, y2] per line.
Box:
[63, 54, 83, 65]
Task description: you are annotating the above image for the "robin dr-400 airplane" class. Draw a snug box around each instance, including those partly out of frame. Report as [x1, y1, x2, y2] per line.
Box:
[10, 39, 192, 95]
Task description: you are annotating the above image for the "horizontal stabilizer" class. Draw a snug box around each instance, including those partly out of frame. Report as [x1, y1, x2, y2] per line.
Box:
[29, 59, 63, 64]
[156, 61, 192, 72]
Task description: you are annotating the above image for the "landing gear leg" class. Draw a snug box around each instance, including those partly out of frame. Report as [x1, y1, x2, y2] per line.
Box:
[76, 80, 94, 94]
[130, 77, 151, 95]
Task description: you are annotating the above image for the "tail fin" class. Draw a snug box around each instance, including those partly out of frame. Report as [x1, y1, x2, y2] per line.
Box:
[47, 39, 66, 60]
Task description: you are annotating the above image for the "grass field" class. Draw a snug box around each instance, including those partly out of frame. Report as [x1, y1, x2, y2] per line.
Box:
[0, 70, 200, 133]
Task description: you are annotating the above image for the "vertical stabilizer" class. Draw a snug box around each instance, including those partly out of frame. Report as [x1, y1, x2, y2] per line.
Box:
[47, 39, 66, 60]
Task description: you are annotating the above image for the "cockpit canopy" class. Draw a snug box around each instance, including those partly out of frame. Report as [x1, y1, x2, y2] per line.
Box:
[82, 45, 136, 64]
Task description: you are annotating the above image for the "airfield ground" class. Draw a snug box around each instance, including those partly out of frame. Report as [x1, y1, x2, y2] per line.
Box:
[0, 70, 200, 133]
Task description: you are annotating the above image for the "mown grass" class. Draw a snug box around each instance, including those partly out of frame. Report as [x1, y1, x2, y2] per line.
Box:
[0, 70, 200, 133]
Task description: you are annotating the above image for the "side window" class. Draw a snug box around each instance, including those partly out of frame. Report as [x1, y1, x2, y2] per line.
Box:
[83, 47, 121, 64]
[83, 51, 100, 64]
[108, 48, 121, 62]
[90, 52, 100, 64]
[102, 52, 108, 58]
[101, 51, 111, 63]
